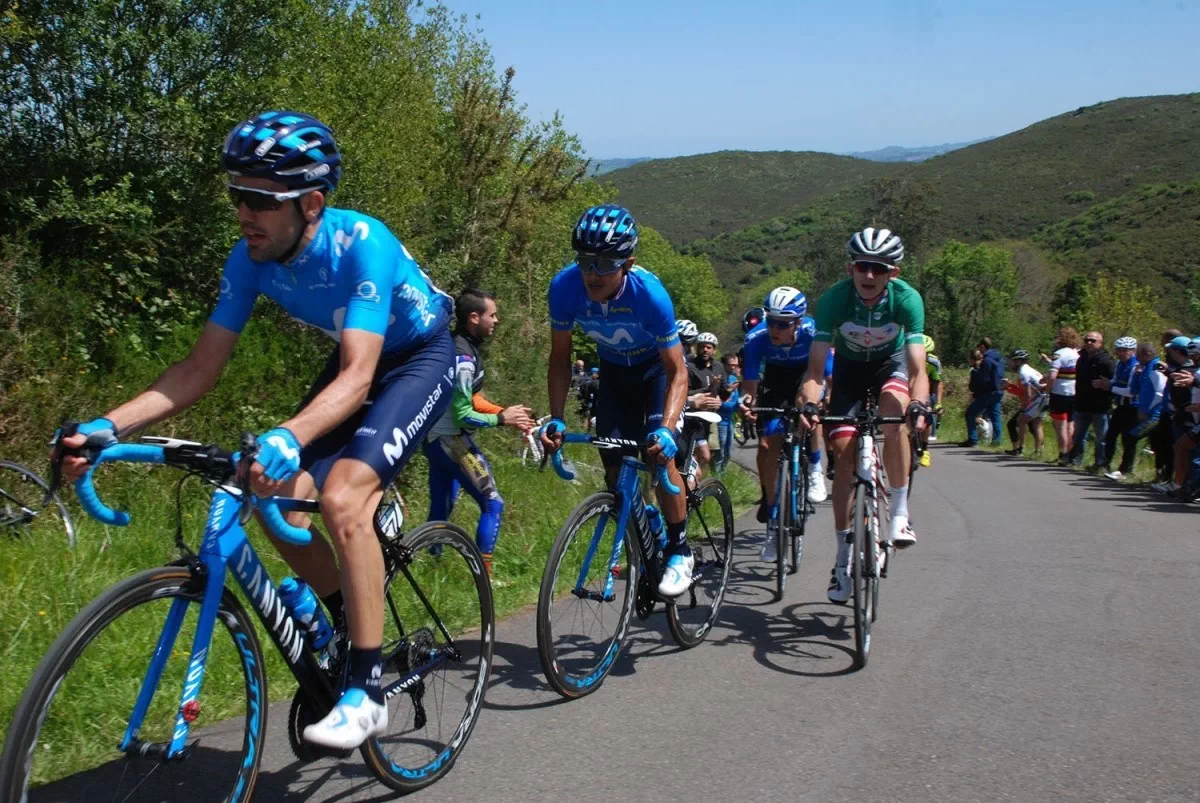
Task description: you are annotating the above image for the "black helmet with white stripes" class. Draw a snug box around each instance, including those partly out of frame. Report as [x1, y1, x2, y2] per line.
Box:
[1010, 349, 1030, 361]
[847, 226, 904, 266]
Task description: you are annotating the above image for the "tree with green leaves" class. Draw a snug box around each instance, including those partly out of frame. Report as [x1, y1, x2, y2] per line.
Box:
[921, 240, 1018, 362]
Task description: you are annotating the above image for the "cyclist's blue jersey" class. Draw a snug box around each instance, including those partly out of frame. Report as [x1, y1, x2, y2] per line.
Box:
[210, 208, 452, 355]
[548, 264, 679, 366]
[741, 318, 832, 381]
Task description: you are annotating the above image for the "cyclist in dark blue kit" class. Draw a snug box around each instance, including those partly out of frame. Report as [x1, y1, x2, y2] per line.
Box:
[58, 111, 454, 750]
[540, 206, 694, 597]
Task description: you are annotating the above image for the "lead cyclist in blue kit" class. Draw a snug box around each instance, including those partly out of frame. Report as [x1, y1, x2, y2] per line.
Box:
[57, 111, 455, 750]
[539, 205, 695, 597]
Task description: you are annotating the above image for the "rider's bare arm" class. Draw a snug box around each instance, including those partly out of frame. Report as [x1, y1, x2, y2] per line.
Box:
[659, 343, 689, 438]
[104, 321, 240, 435]
[547, 329, 574, 422]
[907, 343, 930, 405]
[280, 328, 384, 446]
[800, 341, 832, 408]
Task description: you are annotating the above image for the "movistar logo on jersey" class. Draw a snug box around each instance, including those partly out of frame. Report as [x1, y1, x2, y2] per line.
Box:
[333, 221, 369, 257]
[355, 280, 380, 303]
[587, 328, 635, 347]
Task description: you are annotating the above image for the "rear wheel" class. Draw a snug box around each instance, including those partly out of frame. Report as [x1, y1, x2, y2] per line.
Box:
[667, 478, 734, 648]
[790, 452, 808, 574]
[536, 493, 637, 698]
[0, 566, 265, 803]
[361, 521, 494, 793]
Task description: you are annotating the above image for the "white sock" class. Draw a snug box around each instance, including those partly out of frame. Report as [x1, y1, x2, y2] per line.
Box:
[890, 485, 909, 520]
[835, 529, 852, 567]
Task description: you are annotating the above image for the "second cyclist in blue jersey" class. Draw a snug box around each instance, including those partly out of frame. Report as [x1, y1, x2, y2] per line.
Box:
[59, 111, 455, 750]
[540, 206, 694, 597]
[738, 287, 833, 562]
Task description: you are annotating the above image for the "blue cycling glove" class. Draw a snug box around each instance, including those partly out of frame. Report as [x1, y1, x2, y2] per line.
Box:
[71, 417, 120, 452]
[542, 418, 567, 439]
[255, 427, 302, 482]
[648, 427, 678, 460]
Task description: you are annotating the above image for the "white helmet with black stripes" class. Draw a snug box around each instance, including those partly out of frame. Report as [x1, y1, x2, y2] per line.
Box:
[847, 226, 904, 266]
[697, 332, 718, 346]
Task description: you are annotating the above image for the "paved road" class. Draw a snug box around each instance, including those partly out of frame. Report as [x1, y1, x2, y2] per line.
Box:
[39, 444, 1200, 801]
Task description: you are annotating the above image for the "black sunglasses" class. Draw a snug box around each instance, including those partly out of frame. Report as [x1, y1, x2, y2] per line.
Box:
[227, 184, 319, 213]
[852, 261, 894, 274]
[575, 253, 629, 275]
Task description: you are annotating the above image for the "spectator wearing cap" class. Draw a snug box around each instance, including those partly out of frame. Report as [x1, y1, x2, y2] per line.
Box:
[1149, 330, 1186, 479]
[962, 337, 1006, 447]
[1004, 350, 1047, 456]
[1105, 341, 1168, 480]
[1153, 336, 1200, 495]
[1069, 330, 1115, 470]
[1098, 336, 1139, 477]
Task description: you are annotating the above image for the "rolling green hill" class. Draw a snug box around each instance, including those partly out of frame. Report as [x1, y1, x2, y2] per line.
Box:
[605, 150, 902, 244]
[683, 94, 1200, 300]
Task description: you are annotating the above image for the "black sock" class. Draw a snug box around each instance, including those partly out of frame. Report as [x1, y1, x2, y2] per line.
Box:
[320, 590, 346, 632]
[665, 520, 688, 553]
[348, 646, 384, 705]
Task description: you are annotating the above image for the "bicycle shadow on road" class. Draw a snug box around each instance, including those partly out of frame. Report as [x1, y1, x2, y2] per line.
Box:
[708, 600, 858, 678]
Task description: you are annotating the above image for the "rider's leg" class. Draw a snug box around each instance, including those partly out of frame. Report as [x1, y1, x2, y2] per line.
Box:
[880, 382, 914, 545]
[756, 429, 782, 516]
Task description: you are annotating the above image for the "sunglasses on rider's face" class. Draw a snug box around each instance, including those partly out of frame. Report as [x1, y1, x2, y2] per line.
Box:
[766, 317, 796, 330]
[575, 253, 629, 275]
[852, 261, 894, 275]
[227, 184, 320, 213]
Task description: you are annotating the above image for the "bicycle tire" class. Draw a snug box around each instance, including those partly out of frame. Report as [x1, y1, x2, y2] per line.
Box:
[667, 478, 734, 648]
[790, 449, 808, 575]
[851, 481, 875, 669]
[536, 492, 637, 698]
[361, 521, 494, 793]
[772, 460, 792, 597]
[0, 460, 76, 548]
[0, 566, 266, 803]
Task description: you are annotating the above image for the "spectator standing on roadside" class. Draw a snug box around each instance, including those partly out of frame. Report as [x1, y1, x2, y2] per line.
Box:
[1004, 350, 1047, 456]
[1105, 341, 1167, 480]
[1152, 336, 1199, 494]
[1151, 331, 1187, 481]
[961, 337, 1005, 447]
[716, 368, 740, 472]
[1098, 337, 1139, 476]
[1040, 327, 1081, 465]
[1070, 330, 1115, 470]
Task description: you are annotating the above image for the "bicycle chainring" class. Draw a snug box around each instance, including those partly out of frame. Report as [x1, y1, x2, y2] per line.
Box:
[287, 690, 352, 763]
[635, 572, 657, 620]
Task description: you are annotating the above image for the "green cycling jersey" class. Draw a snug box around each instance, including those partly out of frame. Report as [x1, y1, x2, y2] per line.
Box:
[812, 277, 925, 361]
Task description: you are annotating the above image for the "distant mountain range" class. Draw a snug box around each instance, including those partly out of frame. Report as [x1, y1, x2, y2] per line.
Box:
[846, 139, 992, 162]
[590, 158, 653, 176]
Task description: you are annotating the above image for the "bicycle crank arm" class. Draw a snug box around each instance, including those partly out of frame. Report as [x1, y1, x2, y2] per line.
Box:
[571, 587, 617, 603]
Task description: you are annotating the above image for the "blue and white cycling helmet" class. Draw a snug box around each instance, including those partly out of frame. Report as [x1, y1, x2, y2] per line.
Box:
[676, 319, 699, 342]
[572, 205, 638, 256]
[764, 286, 807, 320]
[1114, 336, 1137, 350]
[1189, 337, 1200, 357]
[222, 111, 342, 193]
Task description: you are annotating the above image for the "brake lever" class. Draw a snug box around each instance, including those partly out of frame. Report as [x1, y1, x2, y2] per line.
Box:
[44, 419, 80, 505]
[236, 432, 259, 525]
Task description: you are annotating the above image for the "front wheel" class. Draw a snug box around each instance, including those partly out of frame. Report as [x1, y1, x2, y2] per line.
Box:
[0, 566, 266, 803]
[851, 481, 877, 670]
[774, 465, 790, 601]
[537, 493, 637, 698]
[361, 521, 494, 793]
[668, 478, 734, 648]
[0, 460, 76, 548]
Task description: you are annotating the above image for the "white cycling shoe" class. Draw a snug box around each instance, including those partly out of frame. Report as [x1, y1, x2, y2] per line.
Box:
[658, 550, 694, 597]
[827, 566, 851, 604]
[890, 514, 916, 549]
[303, 687, 387, 750]
[807, 466, 828, 503]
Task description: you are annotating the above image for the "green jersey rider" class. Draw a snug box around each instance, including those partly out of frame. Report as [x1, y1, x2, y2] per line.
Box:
[798, 227, 931, 604]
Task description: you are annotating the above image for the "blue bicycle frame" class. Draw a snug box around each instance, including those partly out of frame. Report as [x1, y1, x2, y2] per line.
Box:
[550, 433, 680, 603]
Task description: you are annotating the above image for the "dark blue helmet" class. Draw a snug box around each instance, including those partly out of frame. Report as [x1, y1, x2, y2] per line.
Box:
[572, 205, 638, 257]
[221, 111, 342, 193]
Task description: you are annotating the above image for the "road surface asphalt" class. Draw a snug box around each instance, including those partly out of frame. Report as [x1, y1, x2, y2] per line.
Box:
[31, 443, 1200, 801]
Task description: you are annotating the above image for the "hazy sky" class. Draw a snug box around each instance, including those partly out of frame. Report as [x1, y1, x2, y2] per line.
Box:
[438, 0, 1200, 158]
